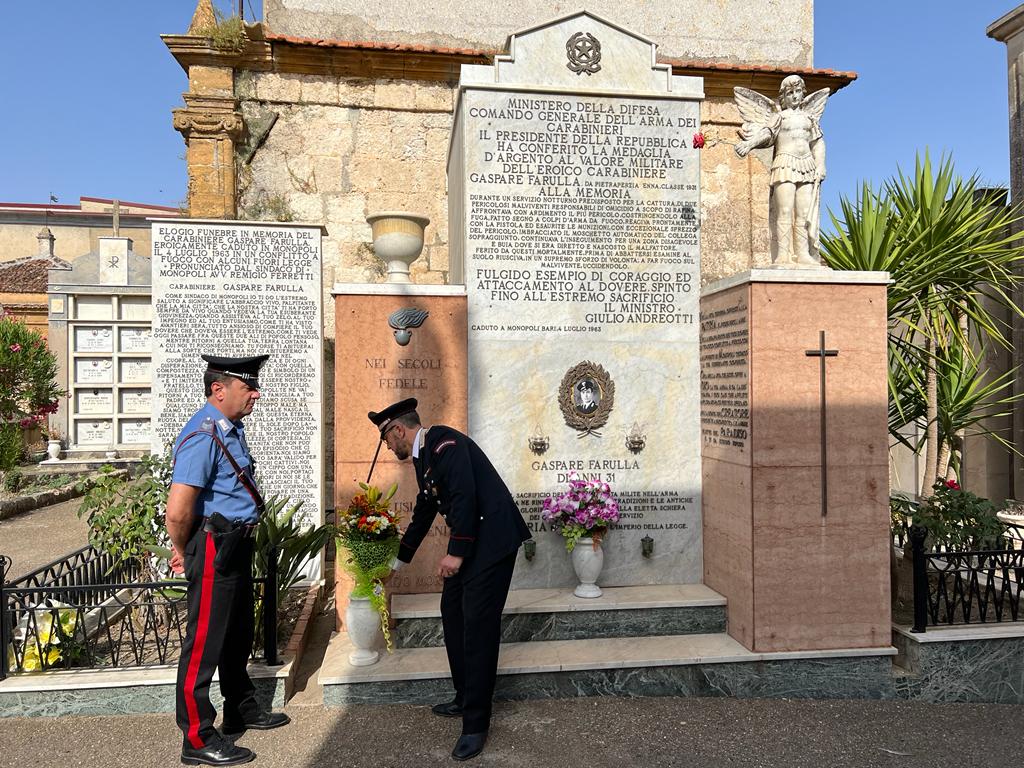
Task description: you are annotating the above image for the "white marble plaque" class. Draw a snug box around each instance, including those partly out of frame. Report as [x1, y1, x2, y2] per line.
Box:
[74, 327, 113, 353]
[75, 359, 113, 384]
[119, 358, 151, 384]
[76, 420, 112, 445]
[450, 14, 703, 588]
[151, 220, 325, 540]
[76, 389, 113, 415]
[119, 296, 152, 321]
[120, 419, 151, 445]
[74, 296, 112, 320]
[119, 327, 152, 353]
[120, 389, 152, 414]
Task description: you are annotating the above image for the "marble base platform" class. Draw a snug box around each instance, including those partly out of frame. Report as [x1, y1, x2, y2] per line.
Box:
[893, 623, 1024, 703]
[0, 660, 290, 718]
[320, 629, 897, 705]
[392, 585, 726, 648]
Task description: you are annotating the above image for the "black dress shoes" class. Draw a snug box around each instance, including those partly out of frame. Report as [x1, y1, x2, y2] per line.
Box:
[181, 739, 255, 766]
[452, 731, 488, 761]
[221, 711, 291, 735]
[431, 700, 464, 718]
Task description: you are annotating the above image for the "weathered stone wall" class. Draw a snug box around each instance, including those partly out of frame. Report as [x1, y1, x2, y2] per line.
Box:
[265, 0, 814, 68]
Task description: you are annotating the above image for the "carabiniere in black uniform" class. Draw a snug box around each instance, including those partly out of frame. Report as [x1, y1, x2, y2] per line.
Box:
[368, 398, 531, 761]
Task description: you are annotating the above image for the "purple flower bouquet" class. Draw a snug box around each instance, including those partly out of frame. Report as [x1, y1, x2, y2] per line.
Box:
[541, 472, 621, 552]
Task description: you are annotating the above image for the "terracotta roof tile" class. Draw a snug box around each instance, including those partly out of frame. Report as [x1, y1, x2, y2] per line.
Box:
[0, 257, 69, 293]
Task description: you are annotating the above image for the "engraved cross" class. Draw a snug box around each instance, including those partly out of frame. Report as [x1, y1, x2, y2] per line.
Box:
[805, 330, 838, 517]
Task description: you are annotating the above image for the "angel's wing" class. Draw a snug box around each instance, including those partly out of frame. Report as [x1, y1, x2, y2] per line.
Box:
[733, 87, 778, 127]
[801, 88, 830, 121]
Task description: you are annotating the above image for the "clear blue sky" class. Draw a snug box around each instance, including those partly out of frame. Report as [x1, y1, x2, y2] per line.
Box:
[0, 1, 1016, 228]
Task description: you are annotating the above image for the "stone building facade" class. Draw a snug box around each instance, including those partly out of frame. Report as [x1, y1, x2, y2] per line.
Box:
[165, 0, 854, 482]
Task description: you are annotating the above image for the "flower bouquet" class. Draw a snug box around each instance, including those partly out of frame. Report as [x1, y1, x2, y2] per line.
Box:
[541, 472, 620, 552]
[335, 482, 401, 652]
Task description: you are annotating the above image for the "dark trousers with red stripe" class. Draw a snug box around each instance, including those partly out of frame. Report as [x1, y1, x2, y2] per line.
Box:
[440, 551, 516, 735]
[176, 524, 259, 748]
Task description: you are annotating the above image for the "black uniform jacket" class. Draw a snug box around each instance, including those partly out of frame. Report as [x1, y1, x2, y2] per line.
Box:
[397, 425, 531, 578]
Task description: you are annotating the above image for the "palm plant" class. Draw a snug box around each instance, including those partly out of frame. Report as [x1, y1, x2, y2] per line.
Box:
[822, 152, 1024, 495]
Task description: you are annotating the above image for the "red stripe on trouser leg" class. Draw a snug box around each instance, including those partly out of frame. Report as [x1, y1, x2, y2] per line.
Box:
[183, 532, 217, 749]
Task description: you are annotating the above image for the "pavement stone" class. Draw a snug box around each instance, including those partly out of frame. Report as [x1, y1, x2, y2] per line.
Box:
[1, 697, 1022, 767]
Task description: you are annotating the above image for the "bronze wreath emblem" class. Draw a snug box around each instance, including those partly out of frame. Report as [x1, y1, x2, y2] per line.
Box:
[559, 361, 614, 437]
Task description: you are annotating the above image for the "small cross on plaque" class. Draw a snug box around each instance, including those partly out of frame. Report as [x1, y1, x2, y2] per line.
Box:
[805, 330, 839, 517]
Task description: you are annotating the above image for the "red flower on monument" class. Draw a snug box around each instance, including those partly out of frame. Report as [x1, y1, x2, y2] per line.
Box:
[692, 132, 706, 149]
[945, 479, 961, 490]
[9, 343, 22, 352]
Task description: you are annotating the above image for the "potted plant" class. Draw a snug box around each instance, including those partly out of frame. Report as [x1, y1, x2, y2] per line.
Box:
[541, 473, 620, 598]
[335, 482, 401, 665]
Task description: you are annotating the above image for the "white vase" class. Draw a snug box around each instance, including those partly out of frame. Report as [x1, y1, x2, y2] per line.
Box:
[345, 595, 381, 666]
[366, 211, 430, 283]
[571, 537, 604, 598]
[46, 440, 62, 461]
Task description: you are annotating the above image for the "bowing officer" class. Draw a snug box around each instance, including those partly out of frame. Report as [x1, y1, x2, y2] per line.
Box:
[368, 398, 531, 762]
[167, 354, 289, 767]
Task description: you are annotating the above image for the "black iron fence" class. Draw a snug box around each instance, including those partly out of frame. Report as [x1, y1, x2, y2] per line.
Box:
[908, 523, 1024, 633]
[0, 545, 278, 679]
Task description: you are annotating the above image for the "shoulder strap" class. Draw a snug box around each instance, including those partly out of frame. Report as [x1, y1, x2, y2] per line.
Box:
[174, 429, 266, 513]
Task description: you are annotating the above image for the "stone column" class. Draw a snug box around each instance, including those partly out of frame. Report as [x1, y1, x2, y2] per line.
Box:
[172, 66, 243, 219]
[988, 7, 1024, 499]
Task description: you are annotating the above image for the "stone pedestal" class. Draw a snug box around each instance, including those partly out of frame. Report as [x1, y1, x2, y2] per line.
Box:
[332, 283, 468, 625]
[700, 269, 891, 652]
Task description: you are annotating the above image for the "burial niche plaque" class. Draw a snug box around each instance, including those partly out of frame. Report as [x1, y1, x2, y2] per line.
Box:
[151, 220, 325, 532]
[450, 12, 704, 588]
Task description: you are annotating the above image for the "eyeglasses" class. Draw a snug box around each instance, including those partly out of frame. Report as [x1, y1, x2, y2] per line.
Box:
[382, 423, 400, 442]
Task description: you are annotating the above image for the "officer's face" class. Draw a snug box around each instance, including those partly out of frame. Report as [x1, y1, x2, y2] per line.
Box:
[382, 423, 412, 461]
[214, 377, 261, 420]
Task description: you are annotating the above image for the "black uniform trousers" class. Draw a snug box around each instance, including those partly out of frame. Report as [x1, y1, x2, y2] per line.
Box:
[175, 523, 259, 749]
[440, 550, 517, 734]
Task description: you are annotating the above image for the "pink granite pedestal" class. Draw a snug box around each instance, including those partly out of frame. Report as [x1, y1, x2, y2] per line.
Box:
[700, 269, 891, 652]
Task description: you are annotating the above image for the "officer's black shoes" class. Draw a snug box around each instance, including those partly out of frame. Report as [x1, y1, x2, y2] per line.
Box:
[431, 700, 464, 718]
[221, 710, 291, 734]
[181, 739, 255, 766]
[451, 731, 488, 761]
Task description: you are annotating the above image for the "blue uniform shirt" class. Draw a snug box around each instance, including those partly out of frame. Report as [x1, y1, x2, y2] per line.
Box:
[172, 402, 259, 524]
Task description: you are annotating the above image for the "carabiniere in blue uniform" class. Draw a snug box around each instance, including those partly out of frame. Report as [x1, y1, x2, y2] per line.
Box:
[169, 353, 289, 768]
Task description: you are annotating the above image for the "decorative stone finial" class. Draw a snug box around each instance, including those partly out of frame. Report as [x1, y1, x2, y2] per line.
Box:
[188, 0, 217, 35]
[366, 212, 430, 283]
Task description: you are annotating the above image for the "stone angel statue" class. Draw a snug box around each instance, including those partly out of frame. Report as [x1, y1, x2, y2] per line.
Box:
[733, 76, 830, 267]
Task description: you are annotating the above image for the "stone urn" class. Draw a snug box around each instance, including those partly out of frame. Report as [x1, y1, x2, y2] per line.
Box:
[45, 439, 62, 462]
[571, 537, 604, 598]
[345, 594, 381, 666]
[366, 212, 430, 284]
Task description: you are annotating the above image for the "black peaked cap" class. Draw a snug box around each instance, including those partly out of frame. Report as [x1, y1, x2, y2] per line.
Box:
[368, 398, 418, 434]
[202, 354, 270, 388]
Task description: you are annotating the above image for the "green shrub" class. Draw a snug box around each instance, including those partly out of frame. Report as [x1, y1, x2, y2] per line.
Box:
[912, 479, 1004, 551]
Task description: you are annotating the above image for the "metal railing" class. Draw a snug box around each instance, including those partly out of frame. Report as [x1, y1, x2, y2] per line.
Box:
[0, 545, 278, 679]
[909, 523, 1024, 633]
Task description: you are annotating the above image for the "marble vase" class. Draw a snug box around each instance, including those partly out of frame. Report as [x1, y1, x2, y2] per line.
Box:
[46, 440, 62, 461]
[571, 537, 604, 598]
[366, 212, 430, 284]
[345, 595, 381, 666]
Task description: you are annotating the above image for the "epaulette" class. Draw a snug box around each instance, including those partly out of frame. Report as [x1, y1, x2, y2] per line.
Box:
[199, 417, 216, 434]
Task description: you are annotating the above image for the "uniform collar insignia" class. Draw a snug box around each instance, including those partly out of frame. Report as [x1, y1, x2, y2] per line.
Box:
[217, 417, 234, 433]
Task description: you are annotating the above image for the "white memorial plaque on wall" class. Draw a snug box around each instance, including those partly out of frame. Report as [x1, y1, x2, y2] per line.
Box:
[120, 420, 152, 445]
[74, 327, 113, 353]
[120, 389, 152, 414]
[75, 359, 113, 384]
[76, 389, 114, 415]
[77, 420, 112, 445]
[151, 220, 326, 536]
[450, 12, 704, 588]
[120, 359, 151, 384]
[119, 328, 152, 353]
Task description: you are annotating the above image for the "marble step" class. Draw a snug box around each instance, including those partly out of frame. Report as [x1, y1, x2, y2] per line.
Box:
[319, 629, 898, 705]
[390, 584, 727, 648]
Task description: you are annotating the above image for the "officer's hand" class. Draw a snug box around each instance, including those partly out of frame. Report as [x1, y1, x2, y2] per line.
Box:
[170, 547, 185, 575]
[437, 554, 464, 579]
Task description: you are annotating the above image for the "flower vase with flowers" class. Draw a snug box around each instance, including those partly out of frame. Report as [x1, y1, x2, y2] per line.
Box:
[335, 482, 402, 659]
[541, 472, 620, 597]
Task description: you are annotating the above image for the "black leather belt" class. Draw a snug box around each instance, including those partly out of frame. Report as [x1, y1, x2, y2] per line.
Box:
[202, 517, 258, 538]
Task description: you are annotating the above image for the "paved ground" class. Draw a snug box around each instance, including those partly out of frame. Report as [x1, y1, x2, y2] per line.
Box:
[2, 697, 1022, 767]
[0, 497, 90, 579]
